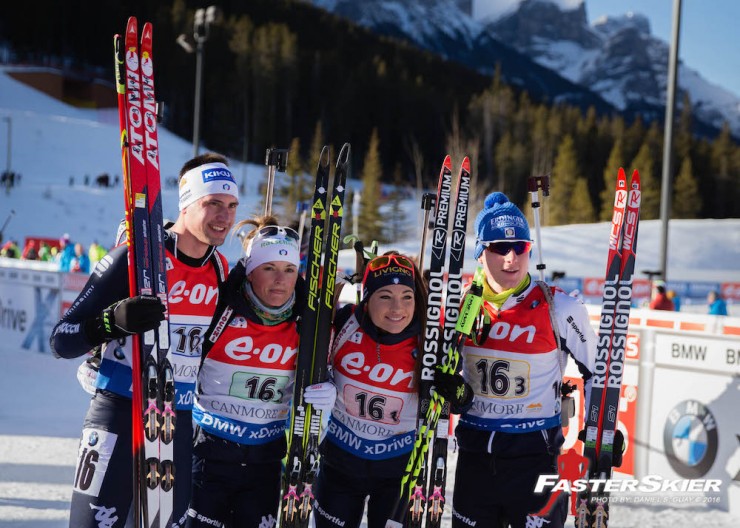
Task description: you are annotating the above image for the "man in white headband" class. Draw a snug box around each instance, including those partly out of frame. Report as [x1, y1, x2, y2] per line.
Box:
[173, 155, 240, 255]
[51, 152, 240, 527]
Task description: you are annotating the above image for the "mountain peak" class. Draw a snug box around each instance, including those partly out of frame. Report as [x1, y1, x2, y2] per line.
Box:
[593, 12, 652, 38]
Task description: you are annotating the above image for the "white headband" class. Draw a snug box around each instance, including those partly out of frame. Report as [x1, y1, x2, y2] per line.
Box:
[244, 231, 301, 276]
[178, 162, 239, 211]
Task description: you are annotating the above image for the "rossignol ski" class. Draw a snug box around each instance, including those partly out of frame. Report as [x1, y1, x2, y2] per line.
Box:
[115, 16, 172, 528]
[281, 144, 350, 528]
[426, 157, 471, 528]
[387, 268, 485, 528]
[575, 168, 641, 528]
[387, 156, 454, 528]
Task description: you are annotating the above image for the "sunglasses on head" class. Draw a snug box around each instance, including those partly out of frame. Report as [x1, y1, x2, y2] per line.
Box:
[366, 254, 416, 274]
[255, 225, 300, 242]
[484, 241, 532, 256]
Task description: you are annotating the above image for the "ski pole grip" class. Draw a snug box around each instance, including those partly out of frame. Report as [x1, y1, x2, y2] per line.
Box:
[263, 148, 289, 216]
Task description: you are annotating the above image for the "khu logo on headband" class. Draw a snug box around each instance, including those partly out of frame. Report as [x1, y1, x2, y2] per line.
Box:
[202, 168, 235, 183]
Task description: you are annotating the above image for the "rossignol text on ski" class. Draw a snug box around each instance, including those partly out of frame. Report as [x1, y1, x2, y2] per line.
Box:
[575, 168, 641, 528]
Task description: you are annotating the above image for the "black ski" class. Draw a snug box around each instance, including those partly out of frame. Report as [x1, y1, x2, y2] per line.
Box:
[281, 144, 350, 528]
[387, 155, 453, 528]
[426, 156, 471, 528]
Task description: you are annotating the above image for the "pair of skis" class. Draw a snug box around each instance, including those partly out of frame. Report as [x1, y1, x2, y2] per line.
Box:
[575, 168, 641, 528]
[114, 17, 173, 528]
[280, 144, 351, 528]
[386, 155, 472, 528]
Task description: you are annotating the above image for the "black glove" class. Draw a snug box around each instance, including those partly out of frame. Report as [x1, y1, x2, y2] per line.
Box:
[433, 368, 474, 413]
[578, 428, 625, 468]
[85, 296, 166, 345]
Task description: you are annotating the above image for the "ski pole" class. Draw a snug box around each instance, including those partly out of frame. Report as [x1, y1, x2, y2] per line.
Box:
[0, 209, 14, 242]
[264, 148, 289, 216]
[527, 175, 549, 282]
[418, 193, 435, 272]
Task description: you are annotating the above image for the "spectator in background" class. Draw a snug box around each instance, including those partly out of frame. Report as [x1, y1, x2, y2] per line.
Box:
[70, 243, 90, 273]
[88, 241, 107, 269]
[38, 242, 52, 262]
[55, 233, 76, 272]
[707, 290, 728, 316]
[21, 240, 39, 260]
[649, 280, 675, 311]
[667, 289, 680, 312]
[1, 240, 20, 258]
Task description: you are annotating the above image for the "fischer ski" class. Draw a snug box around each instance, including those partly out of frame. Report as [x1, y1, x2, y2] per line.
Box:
[281, 144, 350, 528]
[116, 17, 172, 528]
[575, 168, 641, 528]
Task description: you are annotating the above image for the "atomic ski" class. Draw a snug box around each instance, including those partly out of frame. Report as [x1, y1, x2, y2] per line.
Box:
[116, 16, 172, 528]
[426, 157, 471, 528]
[575, 168, 641, 528]
[387, 156, 454, 528]
[281, 144, 350, 528]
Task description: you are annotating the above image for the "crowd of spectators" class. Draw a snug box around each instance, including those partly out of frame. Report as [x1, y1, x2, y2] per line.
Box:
[0, 232, 108, 273]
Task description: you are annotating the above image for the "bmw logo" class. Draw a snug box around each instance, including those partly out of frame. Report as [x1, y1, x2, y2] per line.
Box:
[88, 431, 99, 447]
[663, 400, 718, 478]
[279, 249, 287, 255]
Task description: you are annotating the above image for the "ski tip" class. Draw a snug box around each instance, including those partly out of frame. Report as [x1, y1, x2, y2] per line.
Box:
[617, 166, 626, 180]
[443, 154, 452, 168]
[127, 16, 138, 32]
[630, 169, 640, 186]
[141, 21, 153, 41]
[338, 142, 351, 163]
[319, 145, 330, 167]
[461, 156, 470, 172]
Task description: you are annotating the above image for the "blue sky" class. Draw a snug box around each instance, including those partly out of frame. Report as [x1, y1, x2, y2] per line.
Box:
[474, 0, 740, 98]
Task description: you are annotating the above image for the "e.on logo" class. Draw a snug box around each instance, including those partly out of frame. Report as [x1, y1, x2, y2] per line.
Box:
[339, 351, 414, 389]
[224, 336, 297, 366]
[168, 280, 218, 305]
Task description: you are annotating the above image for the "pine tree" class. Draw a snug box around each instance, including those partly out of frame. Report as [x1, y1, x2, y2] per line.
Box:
[386, 164, 409, 243]
[358, 128, 384, 243]
[629, 142, 659, 220]
[282, 137, 308, 223]
[569, 178, 596, 224]
[600, 139, 625, 220]
[672, 156, 701, 218]
[548, 134, 581, 225]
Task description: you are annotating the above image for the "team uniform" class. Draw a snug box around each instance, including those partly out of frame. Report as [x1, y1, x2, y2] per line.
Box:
[186, 260, 304, 528]
[50, 231, 228, 528]
[313, 304, 421, 528]
[452, 281, 596, 528]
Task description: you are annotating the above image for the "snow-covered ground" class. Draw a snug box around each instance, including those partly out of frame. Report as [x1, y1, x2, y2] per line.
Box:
[1, 66, 739, 527]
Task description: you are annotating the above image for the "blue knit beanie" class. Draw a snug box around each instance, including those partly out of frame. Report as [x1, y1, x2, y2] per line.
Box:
[474, 192, 531, 259]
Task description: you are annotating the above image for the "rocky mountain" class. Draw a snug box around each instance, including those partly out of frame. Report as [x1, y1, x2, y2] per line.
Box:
[309, 0, 740, 137]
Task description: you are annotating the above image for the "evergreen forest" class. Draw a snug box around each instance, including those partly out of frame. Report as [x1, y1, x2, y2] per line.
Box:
[2, 0, 739, 242]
